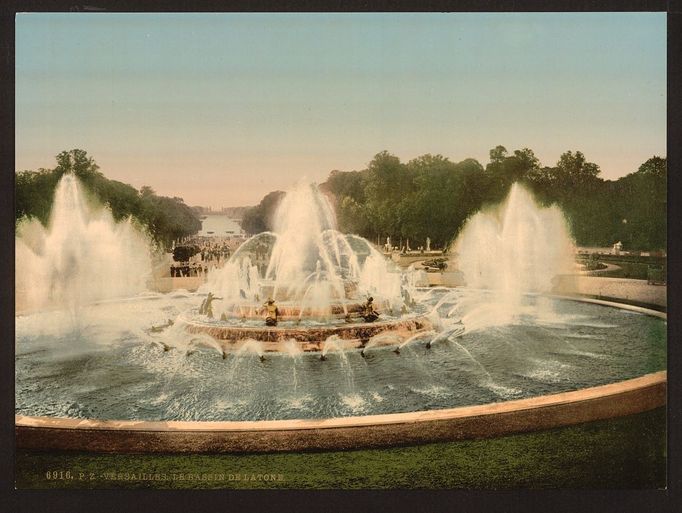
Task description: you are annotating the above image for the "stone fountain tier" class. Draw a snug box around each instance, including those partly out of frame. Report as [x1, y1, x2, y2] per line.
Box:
[219, 300, 394, 321]
[179, 312, 433, 352]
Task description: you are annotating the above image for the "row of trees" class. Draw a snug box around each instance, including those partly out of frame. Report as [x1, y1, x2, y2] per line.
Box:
[17, 147, 665, 252]
[242, 147, 666, 251]
[240, 190, 285, 235]
[15, 149, 202, 249]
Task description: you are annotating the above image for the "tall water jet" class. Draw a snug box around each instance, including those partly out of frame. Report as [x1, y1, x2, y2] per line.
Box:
[15, 173, 153, 312]
[451, 183, 575, 328]
[200, 182, 416, 339]
[14, 176, 667, 431]
[265, 183, 348, 300]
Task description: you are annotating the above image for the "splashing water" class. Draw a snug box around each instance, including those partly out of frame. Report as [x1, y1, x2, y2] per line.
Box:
[321, 335, 356, 390]
[16, 174, 152, 313]
[365, 331, 404, 350]
[399, 330, 436, 349]
[452, 184, 575, 332]
[283, 339, 303, 391]
[202, 182, 409, 321]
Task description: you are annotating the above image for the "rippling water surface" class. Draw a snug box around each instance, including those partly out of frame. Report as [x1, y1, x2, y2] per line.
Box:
[15, 290, 666, 422]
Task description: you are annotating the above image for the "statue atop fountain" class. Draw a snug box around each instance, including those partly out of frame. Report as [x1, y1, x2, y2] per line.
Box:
[263, 297, 280, 326]
[199, 292, 221, 318]
[361, 296, 379, 322]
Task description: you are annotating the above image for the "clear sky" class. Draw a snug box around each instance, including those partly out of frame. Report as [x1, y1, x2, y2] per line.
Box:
[15, 12, 666, 208]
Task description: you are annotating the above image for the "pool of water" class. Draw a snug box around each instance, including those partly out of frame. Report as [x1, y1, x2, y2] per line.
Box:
[15, 289, 666, 422]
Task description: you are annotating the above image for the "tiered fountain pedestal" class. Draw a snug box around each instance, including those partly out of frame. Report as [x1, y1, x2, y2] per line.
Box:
[179, 311, 433, 352]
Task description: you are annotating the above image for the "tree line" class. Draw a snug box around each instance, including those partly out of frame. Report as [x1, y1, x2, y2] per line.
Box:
[243, 147, 666, 252]
[15, 149, 202, 249]
[16, 148, 665, 252]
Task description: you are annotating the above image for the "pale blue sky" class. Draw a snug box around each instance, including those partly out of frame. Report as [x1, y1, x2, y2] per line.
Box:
[16, 12, 666, 208]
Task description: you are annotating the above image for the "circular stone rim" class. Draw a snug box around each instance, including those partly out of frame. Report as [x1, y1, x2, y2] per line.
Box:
[15, 296, 667, 453]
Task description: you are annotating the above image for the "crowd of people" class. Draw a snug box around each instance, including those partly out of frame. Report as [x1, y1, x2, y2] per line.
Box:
[169, 236, 244, 278]
[198, 241, 233, 264]
[169, 261, 207, 277]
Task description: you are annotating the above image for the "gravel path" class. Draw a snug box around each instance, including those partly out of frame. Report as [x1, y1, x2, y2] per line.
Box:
[553, 275, 666, 308]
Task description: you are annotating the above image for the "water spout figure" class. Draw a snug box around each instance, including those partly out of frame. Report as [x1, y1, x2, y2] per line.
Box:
[238, 339, 265, 358]
[400, 330, 436, 350]
[321, 335, 344, 358]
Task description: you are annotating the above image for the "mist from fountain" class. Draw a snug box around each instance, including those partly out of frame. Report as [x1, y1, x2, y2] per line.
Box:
[450, 183, 575, 332]
[203, 182, 409, 321]
[15, 173, 153, 313]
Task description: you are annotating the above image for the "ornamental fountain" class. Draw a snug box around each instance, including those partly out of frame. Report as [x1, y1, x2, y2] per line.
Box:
[14, 175, 666, 452]
[178, 182, 434, 354]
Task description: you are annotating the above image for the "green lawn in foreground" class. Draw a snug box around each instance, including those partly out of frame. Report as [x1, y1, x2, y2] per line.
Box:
[15, 407, 665, 489]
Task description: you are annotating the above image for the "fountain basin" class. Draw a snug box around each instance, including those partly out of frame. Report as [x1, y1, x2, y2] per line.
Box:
[15, 370, 666, 453]
[15, 178, 666, 454]
[15, 294, 666, 454]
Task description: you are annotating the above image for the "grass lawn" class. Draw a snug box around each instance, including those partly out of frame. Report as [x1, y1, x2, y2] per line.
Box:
[601, 262, 651, 280]
[15, 407, 665, 489]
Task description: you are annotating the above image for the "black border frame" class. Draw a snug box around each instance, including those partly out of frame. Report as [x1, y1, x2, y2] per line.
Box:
[2, 1, 679, 511]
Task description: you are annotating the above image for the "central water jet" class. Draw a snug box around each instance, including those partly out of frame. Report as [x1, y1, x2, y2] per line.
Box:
[180, 182, 432, 352]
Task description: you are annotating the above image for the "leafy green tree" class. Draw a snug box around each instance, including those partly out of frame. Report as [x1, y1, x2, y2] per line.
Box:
[55, 149, 103, 183]
[362, 151, 412, 241]
[554, 151, 602, 190]
[321, 170, 371, 235]
[611, 157, 666, 250]
[489, 145, 508, 164]
[636, 156, 666, 178]
[15, 168, 59, 225]
[241, 190, 285, 235]
[140, 185, 156, 198]
[513, 148, 540, 171]
[15, 149, 201, 249]
[485, 146, 540, 202]
[321, 153, 489, 249]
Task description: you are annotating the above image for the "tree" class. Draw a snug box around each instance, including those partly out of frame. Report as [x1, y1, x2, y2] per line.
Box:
[554, 151, 601, 189]
[485, 146, 539, 202]
[140, 185, 156, 198]
[513, 148, 540, 171]
[55, 149, 102, 182]
[321, 153, 489, 249]
[636, 156, 666, 178]
[610, 156, 667, 250]
[489, 145, 508, 164]
[241, 190, 285, 235]
[362, 151, 411, 241]
[15, 149, 202, 249]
